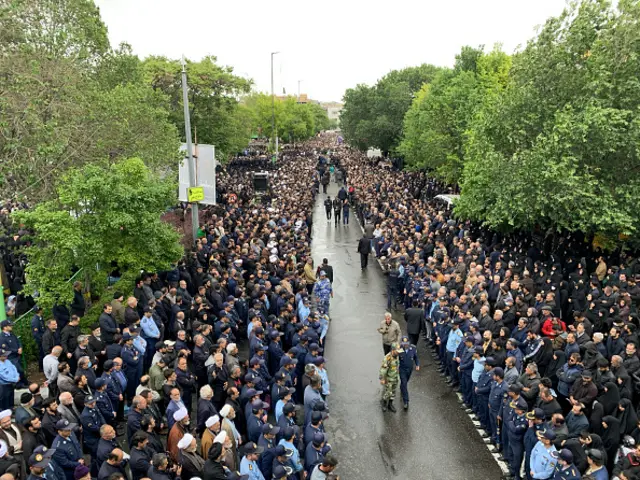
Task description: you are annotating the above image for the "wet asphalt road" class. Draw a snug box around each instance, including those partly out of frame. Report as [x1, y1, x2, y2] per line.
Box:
[315, 182, 502, 480]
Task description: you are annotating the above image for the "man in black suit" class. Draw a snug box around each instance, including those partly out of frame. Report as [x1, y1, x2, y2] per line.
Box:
[357, 234, 371, 269]
[404, 300, 424, 347]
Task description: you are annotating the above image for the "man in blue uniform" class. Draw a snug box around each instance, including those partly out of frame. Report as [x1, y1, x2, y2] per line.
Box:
[121, 333, 140, 402]
[239, 442, 266, 480]
[488, 367, 507, 450]
[1, 320, 27, 387]
[475, 357, 495, 433]
[0, 348, 19, 410]
[51, 420, 85, 480]
[506, 397, 529, 480]
[80, 395, 106, 476]
[398, 337, 420, 410]
[94, 377, 116, 427]
[247, 400, 268, 444]
[550, 448, 580, 480]
[523, 408, 547, 480]
[529, 429, 557, 480]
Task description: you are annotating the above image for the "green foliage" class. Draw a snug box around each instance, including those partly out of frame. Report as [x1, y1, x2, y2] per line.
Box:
[242, 94, 332, 145]
[340, 64, 441, 154]
[0, 2, 181, 202]
[456, 0, 640, 239]
[14, 158, 183, 309]
[398, 47, 511, 183]
[141, 56, 253, 159]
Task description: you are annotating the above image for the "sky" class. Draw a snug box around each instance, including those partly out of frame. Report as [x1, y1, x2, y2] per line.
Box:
[94, 0, 568, 103]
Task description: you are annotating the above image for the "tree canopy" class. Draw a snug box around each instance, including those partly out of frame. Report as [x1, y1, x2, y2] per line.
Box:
[14, 158, 183, 309]
[399, 47, 511, 183]
[340, 64, 441, 154]
[243, 93, 334, 145]
[456, 0, 640, 239]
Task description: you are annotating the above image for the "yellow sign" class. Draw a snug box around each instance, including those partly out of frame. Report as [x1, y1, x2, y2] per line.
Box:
[187, 187, 205, 202]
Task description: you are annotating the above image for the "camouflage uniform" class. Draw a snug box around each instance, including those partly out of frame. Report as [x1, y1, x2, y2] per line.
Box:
[379, 343, 400, 411]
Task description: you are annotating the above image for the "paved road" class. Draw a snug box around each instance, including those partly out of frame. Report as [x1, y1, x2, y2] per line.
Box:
[316, 182, 502, 480]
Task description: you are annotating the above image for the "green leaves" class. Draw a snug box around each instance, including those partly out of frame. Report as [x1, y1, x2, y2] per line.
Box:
[15, 158, 183, 309]
[341, 64, 441, 154]
[455, 0, 640, 243]
[399, 47, 510, 184]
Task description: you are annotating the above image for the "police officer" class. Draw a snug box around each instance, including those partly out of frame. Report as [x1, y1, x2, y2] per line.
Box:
[27, 447, 54, 480]
[94, 378, 116, 426]
[379, 342, 400, 412]
[506, 397, 529, 480]
[0, 320, 27, 387]
[398, 337, 420, 410]
[489, 367, 507, 450]
[332, 198, 341, 227]
[475, 357, 496, 433]
[80, 395, 106, 474]
[550, 449, 580, 480]
[239, 442, 266, 480]
[0, 349, 19, 410]
[121, 333, 140, 402]
[247, 400, 268, 444]
[51, 420, 85, 480]
[500, 383, 523, 465]
[523, 408, 547, 480]
[529, 429, 557, 480]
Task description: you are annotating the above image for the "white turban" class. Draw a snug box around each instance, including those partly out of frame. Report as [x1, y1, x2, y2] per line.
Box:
[205, 415, 220, 428]
[219, 405, 232, 418]
[0, 410, 11, 420]
[173, 408, 188, 421]
[177, 433, 194, 450]
[214, 431, 227, 444]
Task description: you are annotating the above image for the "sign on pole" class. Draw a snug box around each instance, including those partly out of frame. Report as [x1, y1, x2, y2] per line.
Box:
[178, 144, 217, 204]
[187, 187, 205, 202]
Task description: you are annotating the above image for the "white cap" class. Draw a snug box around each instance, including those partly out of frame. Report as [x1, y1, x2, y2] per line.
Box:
[177, 433, 194, 450]
[219, 405, 232, 418]
[205, 415, 220, 428]
[0, 410, 11, 420]
[269, 255, 278, 263]
[173, 408, 188, 421]
[0, 440, 7, 457]
[213, 431, 227, 444]
[226, 343, 236, 354]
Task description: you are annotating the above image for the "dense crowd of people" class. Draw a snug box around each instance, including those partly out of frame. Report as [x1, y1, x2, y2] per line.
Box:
[4, 131, 640, 480]
[329, 145, 640, 480]
[0, 137, 342, 480]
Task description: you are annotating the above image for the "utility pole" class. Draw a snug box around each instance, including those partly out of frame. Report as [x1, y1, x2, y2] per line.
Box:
[181, 57, 199, 244]
[271, 51, 280, 159]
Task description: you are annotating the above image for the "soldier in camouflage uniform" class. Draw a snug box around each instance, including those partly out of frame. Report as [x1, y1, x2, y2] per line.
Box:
[379, 342, 400, 412]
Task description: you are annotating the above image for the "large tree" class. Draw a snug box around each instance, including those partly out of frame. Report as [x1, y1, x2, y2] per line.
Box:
[456, 0, 640, 240]
[0, 2, 181, 201]
[398, 47, 511, 183]
[142, 56, 253, 159]
[15, 158, 183, 309]
[340, 64, 441, 154]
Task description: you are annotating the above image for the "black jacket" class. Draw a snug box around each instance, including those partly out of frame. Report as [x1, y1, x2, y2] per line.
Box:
[202, 459, 226, 480]
[357, 237, 370, 255]
[404, 308, 424, 335]
[130, 447, 152, 480]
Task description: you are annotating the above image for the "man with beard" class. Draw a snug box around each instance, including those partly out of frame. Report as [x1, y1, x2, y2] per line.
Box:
[88, 324, 106, 376]
[41, 398, 63, 444]
[200, 416, 221, 460]
[21, 415, 46, 461]
[167, 409, 190, 463]
[130, 432, 153, 480]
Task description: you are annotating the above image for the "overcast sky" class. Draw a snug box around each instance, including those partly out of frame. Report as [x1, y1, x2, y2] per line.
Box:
[94, 0, 567, 103]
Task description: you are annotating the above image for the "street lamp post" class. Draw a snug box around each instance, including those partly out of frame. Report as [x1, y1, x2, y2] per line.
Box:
[180, 57, 199, 244]
[271, 51, 280, 159]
